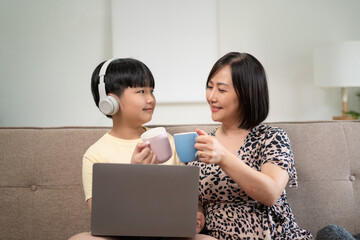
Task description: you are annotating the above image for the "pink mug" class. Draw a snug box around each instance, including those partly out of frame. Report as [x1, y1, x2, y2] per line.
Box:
[141, 127, 173, 163]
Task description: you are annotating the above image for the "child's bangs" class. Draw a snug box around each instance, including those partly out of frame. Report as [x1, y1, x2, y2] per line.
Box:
[128, 74, 155, 89]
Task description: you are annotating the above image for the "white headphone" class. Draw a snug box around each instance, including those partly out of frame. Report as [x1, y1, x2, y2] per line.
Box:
[98, 58, 120, 115]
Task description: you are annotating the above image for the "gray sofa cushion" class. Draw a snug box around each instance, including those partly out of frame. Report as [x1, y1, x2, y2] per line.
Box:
[0, 121, 359, 239]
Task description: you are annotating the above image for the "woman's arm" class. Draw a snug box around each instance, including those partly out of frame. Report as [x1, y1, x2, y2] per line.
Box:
[195, 129, 289, 207]
[219, 153, 288, 206]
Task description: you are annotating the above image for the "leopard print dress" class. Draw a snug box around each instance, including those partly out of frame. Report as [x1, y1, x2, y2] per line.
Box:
[188, 124, 313, 240]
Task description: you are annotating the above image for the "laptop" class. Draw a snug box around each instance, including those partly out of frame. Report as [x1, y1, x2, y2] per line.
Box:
[91, 163, 199, 238]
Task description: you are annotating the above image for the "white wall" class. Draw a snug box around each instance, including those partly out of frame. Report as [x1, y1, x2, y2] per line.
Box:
[0, 0, 359, 127]
[112, 0, 218, 103]
[0, 0, 113, 127]
[217, 0, 360, 122]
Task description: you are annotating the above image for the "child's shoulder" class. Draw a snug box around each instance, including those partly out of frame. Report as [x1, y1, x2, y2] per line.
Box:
[86, 132, 138, 153]
[85, 132, 111, 153]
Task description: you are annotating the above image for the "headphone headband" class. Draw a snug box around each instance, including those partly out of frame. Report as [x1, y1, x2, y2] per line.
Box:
[99, 58, 118, 77]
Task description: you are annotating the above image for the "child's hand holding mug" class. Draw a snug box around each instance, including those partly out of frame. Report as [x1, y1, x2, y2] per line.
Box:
[139, 127, 173, 164]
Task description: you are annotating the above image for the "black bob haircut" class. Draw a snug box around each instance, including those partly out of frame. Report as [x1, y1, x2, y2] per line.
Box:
[91, 58, 155, 118]
[207, 52, 269, 130]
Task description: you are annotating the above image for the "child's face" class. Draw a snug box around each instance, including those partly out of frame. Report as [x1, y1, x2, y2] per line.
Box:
[117, 87, 156, 125]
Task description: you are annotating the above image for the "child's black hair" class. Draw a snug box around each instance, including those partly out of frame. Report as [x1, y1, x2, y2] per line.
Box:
[91, 58, 155, 118]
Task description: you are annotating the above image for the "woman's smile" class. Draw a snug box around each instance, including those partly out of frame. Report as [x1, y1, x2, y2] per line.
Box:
[210, 105, 222, 112]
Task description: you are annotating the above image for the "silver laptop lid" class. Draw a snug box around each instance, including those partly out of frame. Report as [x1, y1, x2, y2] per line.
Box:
[91, 163, 199, 238]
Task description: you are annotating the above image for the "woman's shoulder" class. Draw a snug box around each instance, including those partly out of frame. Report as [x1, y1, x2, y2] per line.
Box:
[251, 123, 288, 140]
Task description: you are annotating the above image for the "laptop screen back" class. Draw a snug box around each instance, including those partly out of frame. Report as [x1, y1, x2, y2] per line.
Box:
[91, 163, 199, 238]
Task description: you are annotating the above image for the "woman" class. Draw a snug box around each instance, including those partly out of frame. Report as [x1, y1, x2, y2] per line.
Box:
[190, 52, 313, 239]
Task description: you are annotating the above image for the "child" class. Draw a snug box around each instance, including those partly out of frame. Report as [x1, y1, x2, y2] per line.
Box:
[69, 58, 178, 240]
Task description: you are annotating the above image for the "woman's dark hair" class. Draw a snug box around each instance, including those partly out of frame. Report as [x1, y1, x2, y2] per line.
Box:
[207, 52, 269, 130]
[91, 58, 155, 118]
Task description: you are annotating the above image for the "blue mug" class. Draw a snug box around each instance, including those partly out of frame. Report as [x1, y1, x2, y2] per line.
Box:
[174, 132, 198, 163]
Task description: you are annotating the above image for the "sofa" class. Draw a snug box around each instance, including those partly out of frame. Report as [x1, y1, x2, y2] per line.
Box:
[0, 120, 359, 240]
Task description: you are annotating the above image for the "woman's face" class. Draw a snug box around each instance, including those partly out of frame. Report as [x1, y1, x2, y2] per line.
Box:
[206, 65, 240, 125]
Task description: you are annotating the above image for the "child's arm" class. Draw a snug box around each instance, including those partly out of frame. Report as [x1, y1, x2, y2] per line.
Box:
[84, 143, 157, 214]
[86, 198, 92, 213]
[131, 142, 159, 164]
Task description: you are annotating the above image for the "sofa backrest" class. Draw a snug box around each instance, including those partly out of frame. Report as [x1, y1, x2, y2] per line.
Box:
[155, 121, 360, 236]
[0, 127, 107, 239]
[268, 121, 360, 236]
[0, 121, 359, 239]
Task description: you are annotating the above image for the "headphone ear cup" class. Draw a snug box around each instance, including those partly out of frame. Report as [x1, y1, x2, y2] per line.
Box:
[97, 58, 120, 116]
[108, 95, 119, 115]
[99, 96, 119, 116]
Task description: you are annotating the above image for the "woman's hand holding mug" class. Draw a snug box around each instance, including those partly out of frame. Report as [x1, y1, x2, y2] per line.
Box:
[195, 129, 227, 165]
